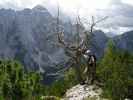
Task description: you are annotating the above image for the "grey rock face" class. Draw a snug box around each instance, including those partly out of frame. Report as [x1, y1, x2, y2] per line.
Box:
[114, 31, 133, 52]
[90, 30, 108, 58]
[0, 6, 67, 73]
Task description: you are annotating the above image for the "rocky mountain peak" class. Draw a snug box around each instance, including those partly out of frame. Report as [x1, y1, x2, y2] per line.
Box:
[121, 30, 133, 38]
[32, 5, 48, 12]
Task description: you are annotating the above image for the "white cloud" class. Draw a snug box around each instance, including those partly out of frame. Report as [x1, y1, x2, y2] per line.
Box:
[0, 0, 133, 34]
[0, 0, 111, 12]
[122, 0, 133, 6]
[0, 0, 46, 9]
[0, 0, 112, 19]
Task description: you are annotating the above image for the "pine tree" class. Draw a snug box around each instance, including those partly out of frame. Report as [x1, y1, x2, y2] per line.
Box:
[97, 40, 133, 99]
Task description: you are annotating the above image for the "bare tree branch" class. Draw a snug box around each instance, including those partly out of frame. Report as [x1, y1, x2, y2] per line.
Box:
[55, 6, 107, 83]
[95, 16, 108, 25]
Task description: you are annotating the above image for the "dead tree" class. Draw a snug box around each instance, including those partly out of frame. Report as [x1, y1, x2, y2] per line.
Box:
[56, 6, 107, 84]
[56, 14, 87, 84]
[82, 16, 108, 84]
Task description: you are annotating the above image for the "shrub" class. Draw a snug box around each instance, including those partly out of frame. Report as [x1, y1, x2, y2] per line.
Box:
[44, 67, 78, 97]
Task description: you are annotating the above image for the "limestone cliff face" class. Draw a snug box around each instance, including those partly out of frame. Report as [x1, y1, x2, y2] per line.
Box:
[0, 5, 132, 83]
[0, 6, 109, 74]
[113, 31, 133, 52]
[0, 6, 67, 73]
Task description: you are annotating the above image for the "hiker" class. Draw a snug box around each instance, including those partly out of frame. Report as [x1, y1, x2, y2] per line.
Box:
[83, 50, 96, 84]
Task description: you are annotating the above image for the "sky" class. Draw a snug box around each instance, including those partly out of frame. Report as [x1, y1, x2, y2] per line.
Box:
[0, 0, 133, 34]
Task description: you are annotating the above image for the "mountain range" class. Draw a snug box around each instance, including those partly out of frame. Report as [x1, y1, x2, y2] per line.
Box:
[0, 5, 132, 83]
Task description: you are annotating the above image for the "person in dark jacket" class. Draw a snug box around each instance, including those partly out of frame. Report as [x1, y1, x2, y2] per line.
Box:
[83, 50, 97, 84]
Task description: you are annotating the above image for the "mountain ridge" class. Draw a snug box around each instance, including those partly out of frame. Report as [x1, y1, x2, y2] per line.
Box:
[0, 7, 132, 83]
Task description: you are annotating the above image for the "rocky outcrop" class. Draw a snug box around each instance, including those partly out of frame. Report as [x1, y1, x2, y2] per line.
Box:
[62, 84, 107, 100]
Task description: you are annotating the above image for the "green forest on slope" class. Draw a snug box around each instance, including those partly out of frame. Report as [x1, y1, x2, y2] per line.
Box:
[0, 41, 132, 100]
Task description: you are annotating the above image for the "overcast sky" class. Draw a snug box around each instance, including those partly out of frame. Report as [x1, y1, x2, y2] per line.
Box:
[0, 0, 133, 34]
